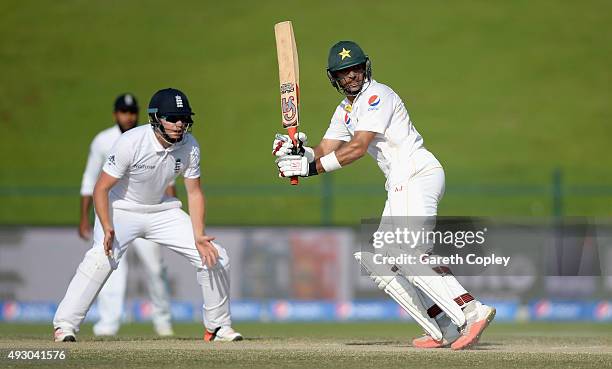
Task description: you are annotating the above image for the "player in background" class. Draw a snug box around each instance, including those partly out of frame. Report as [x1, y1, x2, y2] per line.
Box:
[79, 93, 174, 337]
[55, 88, 242, 342]
[273, 41, 495, 350]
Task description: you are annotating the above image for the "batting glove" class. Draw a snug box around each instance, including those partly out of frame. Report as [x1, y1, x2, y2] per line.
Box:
[272, 132, 315, 162]
[276, 155, 312, 177]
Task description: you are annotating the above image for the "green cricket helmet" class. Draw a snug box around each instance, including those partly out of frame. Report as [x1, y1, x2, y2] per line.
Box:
[326, 41, 372, 93]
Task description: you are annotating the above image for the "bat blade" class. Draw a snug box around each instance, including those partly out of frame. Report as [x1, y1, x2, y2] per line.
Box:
[274, 20, 300, 185]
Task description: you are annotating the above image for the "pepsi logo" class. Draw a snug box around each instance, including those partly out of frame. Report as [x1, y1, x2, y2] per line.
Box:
[534, 300, 551, 317]
[139, 301, 153, 318]
[272, 301, 290, 319]
[2, 301, 19, 321]
[336, 302, 352, 319]
[368, 95, 380, 106]
[344, 112, 351, 125]
[595, 301, 611, 320]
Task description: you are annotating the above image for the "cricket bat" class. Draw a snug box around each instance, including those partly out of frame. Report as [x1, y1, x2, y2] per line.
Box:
[274, 20, 300, 185]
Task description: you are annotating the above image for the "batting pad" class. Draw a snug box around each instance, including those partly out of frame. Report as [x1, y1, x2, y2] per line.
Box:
[355, 252, 443, 341]
[383, 247, 467, 328]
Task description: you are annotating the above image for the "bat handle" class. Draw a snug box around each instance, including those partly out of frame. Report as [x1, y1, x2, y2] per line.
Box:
[287, 126, 299, 186]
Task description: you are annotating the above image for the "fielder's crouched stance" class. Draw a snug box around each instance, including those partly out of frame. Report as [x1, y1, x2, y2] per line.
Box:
[54, 88, 242, 342]
[274, 41, 495, 350]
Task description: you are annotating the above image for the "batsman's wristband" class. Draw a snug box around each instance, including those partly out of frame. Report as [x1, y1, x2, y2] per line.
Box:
[320, 151, 342, 172]
[308, 161, 319, 176]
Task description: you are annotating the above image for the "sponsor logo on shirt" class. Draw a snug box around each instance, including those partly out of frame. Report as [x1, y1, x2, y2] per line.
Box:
[344, 112, 351, 125]
[368, 95, 380, 106]
[174, 158, 182, 174]
[107, 155, 116, 166]
[132, 163, 156, 170]
[367, 95, 380, 111]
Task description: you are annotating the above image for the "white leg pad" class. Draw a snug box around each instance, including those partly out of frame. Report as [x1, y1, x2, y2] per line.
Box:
[384, 246, 466, 327]
[53, 247, 114, 332]
[355, 252, 443, 341]
[94, 256, 128, 335]
[409, 274, 466, 327]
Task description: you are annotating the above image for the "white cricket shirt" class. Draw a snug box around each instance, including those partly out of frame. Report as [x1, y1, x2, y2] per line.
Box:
[102, 125, 200, 208]
[80, 126, 122, 196]
[323, 79, 441, 190]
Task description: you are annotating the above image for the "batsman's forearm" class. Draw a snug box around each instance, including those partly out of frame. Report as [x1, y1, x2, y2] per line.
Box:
[313, 141, 365, 174]
[334, 141, 366, 166]
[80, 196, 93, 222]
[187, 190, 206, 237]
[313, 145, 327, 160]
[313, 140, 346, 160]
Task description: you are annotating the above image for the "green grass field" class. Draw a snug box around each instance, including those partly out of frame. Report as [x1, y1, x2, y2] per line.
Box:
[1, 0, 611, 224]
[1, 322, 611, 368]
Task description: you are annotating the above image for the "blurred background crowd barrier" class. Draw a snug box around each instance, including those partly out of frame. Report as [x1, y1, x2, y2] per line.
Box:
[1, 219, 610, 323]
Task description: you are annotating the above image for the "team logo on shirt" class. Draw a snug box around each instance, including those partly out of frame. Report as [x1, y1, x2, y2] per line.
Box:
[107, 155, 116, 166]
[174, 158, 182, 174]
[344, 112, 351, 125]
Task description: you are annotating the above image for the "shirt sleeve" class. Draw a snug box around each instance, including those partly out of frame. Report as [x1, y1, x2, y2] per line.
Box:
[323, 109, 351, 142]
[183, 142, 201, 179]
[102, 136, 133, 179]
[80, 137, 105, 196]
[354, 92, 394, 134]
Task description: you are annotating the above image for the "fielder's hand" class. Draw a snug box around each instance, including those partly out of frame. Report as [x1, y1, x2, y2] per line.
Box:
[272, 132, 315, 162]
[103, 228, 115, 257]
[195, 234, 219, 268]
[277, 155, 311, 177]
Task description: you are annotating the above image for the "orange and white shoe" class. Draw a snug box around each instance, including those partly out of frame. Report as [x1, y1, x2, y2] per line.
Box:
[204, 326, 243, 342]
[412, 335, 445, 348]
[451, 301, 496, 350]
[412, 314, 460, 349]
[54, 327, 76, 342]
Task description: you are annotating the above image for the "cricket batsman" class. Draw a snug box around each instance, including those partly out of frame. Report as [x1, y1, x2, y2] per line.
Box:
[79, 93, 173, 337]
[54, 88, 242, 342]
[273, 41, 495, 349]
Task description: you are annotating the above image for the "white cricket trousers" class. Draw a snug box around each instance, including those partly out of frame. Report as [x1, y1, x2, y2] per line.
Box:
[379, 152, 468, 308]
[53, 206, 231, 333]
[93, 238, 172, 336]
[380, 150, 447, 250]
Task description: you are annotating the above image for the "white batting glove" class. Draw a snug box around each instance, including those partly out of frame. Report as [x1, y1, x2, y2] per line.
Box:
[276, 155, 311, 177]
[272, 132, 315, 162]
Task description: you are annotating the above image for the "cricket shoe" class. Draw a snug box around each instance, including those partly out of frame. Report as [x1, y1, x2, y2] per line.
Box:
[451, 301, 496, 350]
[154, 324, 174, 337]
[54, 327, 76, 342]
[204, 326, 243, 342]
[412, 313, 460, 348]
